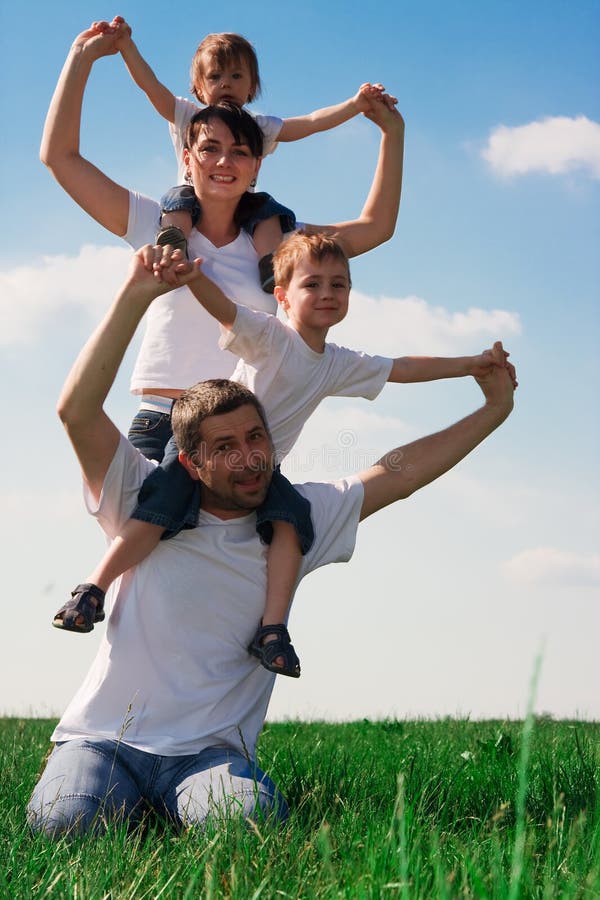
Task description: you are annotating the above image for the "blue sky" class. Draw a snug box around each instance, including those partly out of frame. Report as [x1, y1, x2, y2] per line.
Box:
[1, 0, 598, 720]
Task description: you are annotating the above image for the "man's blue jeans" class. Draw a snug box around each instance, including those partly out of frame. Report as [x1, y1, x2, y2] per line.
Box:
[27, 739, 287, 837]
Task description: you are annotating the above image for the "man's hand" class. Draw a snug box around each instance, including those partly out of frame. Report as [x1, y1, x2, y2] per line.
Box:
[468, 341, 518, 388]
[475, 348, 517, 416]
[361, 92, 405, 133]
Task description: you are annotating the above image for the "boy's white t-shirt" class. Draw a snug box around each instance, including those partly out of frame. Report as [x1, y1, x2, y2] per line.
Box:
[125, 191, 277, 392]
[170, 96, 283, 184]
[51, 436, 364, 758]
[220, 304, 394, 461]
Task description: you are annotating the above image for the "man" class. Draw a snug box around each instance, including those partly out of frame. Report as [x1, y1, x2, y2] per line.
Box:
[27, 247, 516, 836]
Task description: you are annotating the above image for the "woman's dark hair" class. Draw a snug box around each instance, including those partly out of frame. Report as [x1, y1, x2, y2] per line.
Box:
[184, 103, 264, 159]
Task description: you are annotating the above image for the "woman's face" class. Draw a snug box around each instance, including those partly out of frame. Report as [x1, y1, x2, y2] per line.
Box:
[183, 117, 261, 204]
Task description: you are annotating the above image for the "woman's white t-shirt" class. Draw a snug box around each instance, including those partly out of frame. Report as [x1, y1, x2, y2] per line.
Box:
[125, 191, 277, 392]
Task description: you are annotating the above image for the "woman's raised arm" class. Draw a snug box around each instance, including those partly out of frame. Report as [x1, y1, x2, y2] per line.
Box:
[304, 97, 405, 259]
[40, 22, 130, 237]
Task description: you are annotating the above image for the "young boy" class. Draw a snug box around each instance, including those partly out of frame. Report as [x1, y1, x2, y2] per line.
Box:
[109, 16, 393, 290]
[53, 233, 514, 679]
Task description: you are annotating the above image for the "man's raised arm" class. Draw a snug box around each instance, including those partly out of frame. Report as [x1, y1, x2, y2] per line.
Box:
[57, 247, 195, 502]
[359, 353, 516, 520]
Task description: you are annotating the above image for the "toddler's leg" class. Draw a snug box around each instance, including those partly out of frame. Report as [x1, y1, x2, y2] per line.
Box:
[52, 520, 165, 633]
[157, 185, 201, 257]
[253, 216, 285, 293]
[248, 521, 302, 677]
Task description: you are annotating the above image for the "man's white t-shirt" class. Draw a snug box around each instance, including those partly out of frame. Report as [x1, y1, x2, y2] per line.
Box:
[170, 97, 283, 184]
[221, 304, 393, 461]
[125, 192, 277, 393]
[52, 436, 364, 758]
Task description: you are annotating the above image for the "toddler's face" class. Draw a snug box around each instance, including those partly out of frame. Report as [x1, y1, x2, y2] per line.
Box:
[196, 54, 254, 107]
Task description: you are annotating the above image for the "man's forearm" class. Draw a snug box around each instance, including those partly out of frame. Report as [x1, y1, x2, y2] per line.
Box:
[359, 375, 514, 520]
[58, 285, 150, 429]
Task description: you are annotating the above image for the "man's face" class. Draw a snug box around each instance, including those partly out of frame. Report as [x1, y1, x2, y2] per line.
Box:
[179, 404, 274, 519]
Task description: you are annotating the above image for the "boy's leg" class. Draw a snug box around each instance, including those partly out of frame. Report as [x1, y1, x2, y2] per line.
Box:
[51, 521, 166, 632]
[52, 435, 196, 633]
[27, 739, 145, 838]
[250, 469, 314, 677]
[261, 521, 302, 673]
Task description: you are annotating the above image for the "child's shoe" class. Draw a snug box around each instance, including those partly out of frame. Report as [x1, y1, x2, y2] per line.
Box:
[258, 253, 275, 293]
[52, 583, 106, 633]
[248, 623, 301, 677]
[156, 225, 188, 259]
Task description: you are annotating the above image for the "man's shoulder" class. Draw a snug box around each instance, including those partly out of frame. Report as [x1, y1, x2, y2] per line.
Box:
[86, 435, 156, 537]
[295, 476, 364, 572]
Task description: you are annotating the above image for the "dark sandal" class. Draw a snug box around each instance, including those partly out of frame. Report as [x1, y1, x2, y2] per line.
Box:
[52, 583, 106, 634]
[156, 225, 189, 259]
[258, 253, 275, 294]
[248, 624, 301, 678]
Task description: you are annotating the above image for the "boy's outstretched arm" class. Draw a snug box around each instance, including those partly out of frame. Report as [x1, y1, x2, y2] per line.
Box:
[278, 83, 396, 142]
[358, 361, 516, 521]
[112, 16, 176, 123]
[389, 343, 518, 387]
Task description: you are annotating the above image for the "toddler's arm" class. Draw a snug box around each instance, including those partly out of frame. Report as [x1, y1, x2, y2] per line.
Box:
[278, 83, 394, 142]
[388, 344, 518, 387]
[112, 16, 177, 123]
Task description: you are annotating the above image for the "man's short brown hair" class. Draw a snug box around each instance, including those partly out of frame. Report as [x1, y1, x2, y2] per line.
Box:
[172, 379, 271, 457]
[273, 231, 351, 290]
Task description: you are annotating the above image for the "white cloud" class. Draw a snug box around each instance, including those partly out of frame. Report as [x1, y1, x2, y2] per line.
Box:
[504, 547, 600, 587]
[482, 115, 600, 179]
[1, 248, 522, 357]
[335, 291, 521, 358]
[0, 244, 131, 346]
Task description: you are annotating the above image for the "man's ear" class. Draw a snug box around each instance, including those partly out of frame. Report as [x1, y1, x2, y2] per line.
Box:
[178, 450, 201, 480]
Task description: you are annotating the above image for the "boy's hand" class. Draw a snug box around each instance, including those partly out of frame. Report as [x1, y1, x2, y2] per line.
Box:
[125, 245, 202, 302]
[149, 244, 205, 288]
[469, 342, 518, 388]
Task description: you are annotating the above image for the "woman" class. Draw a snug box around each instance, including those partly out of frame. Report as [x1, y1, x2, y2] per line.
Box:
[41, 20, 405, 459]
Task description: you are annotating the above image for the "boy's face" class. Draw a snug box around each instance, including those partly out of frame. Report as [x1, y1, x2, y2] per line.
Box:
[196, 53, 254, 106]
[275, 255, 351, 338]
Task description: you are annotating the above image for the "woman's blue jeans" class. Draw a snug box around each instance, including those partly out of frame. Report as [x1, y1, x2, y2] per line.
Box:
[27, 739, 287, 837]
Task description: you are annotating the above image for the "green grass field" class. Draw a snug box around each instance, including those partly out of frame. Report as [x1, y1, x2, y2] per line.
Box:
[2, 717, 598, 898]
